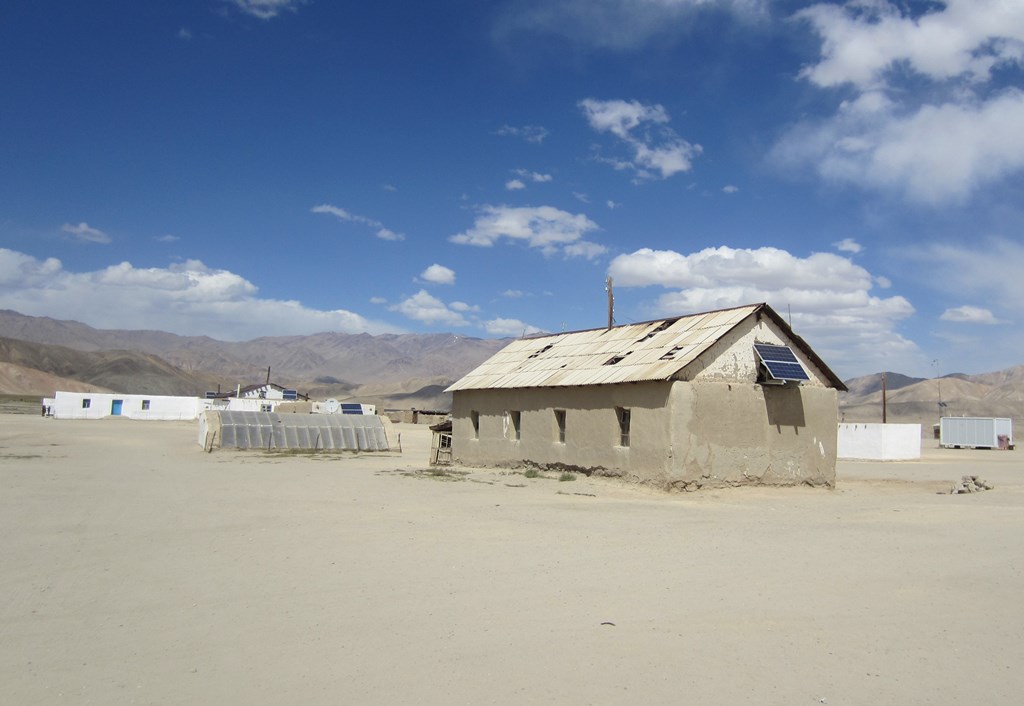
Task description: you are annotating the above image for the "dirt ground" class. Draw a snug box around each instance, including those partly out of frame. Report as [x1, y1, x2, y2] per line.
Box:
[1, 416, 1021, 705]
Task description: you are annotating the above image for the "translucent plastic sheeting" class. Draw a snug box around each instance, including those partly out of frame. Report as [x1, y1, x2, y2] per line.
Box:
[210, 411, 390, 451]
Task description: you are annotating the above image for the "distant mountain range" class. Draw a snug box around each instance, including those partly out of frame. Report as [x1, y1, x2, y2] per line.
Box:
[0, 309, 507, 410]
[1, 308, 1023, 428]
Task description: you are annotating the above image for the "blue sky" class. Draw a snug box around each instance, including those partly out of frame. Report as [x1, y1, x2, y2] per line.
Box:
[2, 0, 1024, 379]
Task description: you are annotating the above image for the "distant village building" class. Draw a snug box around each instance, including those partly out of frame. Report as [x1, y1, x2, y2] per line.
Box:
[445, 303, 847, 490]
[45, 383, 314, 420]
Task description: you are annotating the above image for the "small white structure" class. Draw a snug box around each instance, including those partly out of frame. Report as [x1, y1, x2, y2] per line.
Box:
[940, 417, 1014, 449]
[45, 391, 206, 421]
[838, 423, 921, 461]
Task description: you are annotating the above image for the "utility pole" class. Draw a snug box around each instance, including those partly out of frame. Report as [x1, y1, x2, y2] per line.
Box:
[881, 372, 887, 424]
[606, 276, 614, 330]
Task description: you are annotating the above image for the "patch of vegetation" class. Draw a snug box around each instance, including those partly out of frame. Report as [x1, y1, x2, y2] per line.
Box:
[558, 472, 576, 482]
[523, 468, 541, 478]
[0, 453, 43, 460]
[400, 467, 469, 482]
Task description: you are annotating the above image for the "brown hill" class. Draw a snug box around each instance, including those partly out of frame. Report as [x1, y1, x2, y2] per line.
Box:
[0, 310, 509, 408]
[0, 337, 220, 396]
[840, 369, 1024, 434]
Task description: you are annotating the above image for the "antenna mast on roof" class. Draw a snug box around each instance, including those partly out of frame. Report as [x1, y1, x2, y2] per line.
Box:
[606, 276, 614, 330]
[266, 366, 271, 385]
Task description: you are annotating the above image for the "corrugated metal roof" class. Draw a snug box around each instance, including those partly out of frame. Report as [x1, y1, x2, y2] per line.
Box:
[446, 304, 764, 392]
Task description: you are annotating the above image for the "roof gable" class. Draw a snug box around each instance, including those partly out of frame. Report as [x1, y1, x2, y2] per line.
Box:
[446, 303, 846, 392]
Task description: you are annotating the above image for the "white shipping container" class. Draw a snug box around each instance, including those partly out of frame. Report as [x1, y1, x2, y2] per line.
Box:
[939, 417, 1014, 450]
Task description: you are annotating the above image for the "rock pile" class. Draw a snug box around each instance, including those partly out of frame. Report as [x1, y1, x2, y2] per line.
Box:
[949, 475, 994, 494]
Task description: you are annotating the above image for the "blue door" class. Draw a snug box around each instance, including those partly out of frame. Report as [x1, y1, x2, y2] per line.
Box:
[111, 399, 123, 416]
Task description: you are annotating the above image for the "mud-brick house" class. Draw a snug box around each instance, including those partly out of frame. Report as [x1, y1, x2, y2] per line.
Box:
[445, 303, 847, 490]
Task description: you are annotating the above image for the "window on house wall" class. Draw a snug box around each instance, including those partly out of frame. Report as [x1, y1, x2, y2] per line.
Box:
[260, 403, 272, 412]
[555, 409, 566, 443]
[142, 400, 151, 410]
[616, 407, 631, 447]
[82, 399, 91, 409]
[508, 410, 521, 441]
[471, 410, 480, 439]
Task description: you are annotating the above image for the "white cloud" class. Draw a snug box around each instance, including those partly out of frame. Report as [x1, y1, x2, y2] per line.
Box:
[505, 179, 526, 191]
[573, 192, 590, 203]
[450, 205, 606, 259]
[177, 28, 192, 41]
[940, 305, 1006, 325]
[420, 264, 456, 285]
[382, 184, 398, 192]
[155, 234, 180, 243]
[312, 204, 406, 241]
[494, 0, 768, 50]
[227, 0, 305, 20]
[502, 289, 526, 298]
[390, 290, 468, 327]
[915, 237, 1024, 303]
[0, 248, 398, 340]
[61, 222, 111, 244]
[513, 169, 553, 183]
[875, 276, 891, 289]
[450, 301, 481, 313]
[833, 238, 862, 254]
[369, 296, 387, 305]
[796, 1, 1024, 90]
[722, 185, 739, 194]
[579, 98, 701, 180]
[495, 124, 549, 144]
[606, 200, 621, 209]
[773, 89, 1024, 204]
[608, 245, 919, 377]
[483, 317, 544, 336]
[778, 2, 1024, 204]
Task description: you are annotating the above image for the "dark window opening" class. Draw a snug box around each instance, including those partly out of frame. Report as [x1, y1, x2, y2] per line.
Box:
[616, 407, 631, 447]
[659, 346, 684, 360]
[142, 400, 151, 410]
[604, 354, 627, 366]
[471, 410, 480, 439]
[528, 343, 554, 359]
[555, 409, 566, 444]
[82, 398, 91, 409]
[508, 411, 521, 441]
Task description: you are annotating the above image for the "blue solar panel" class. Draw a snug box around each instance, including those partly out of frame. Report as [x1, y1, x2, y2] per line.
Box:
[763, 360, 810, 381]
[754, 343, 800, 364]
[754, 343, 809, 382]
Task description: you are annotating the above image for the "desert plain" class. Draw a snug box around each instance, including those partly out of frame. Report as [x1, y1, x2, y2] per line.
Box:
[1, 415, 1022, 705]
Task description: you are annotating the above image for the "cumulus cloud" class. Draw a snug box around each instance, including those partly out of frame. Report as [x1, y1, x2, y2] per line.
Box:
[494, 0, 768, 50]
[227, 0, 305, 20]
[778, 1, 1024, 203]
[722, 185, 739, 194]
[0, 248, 398, 340]
[773, 89, 1024, 204]
[505, 179, 526, 191]
[312, 204, 406, 241]
[579, 98, 701, 180]
[940, 305, 1006, 325]
[833, 238, 861, 254]
[61, 222, 111, 244]
[495, 124, 549, 144]
[450, 205, 605, 258]
[450, 301, 481, 313]
[420, 264, 456, 285]
[483, 317, 545, 336]
[796, 1, 1024, 90]
[390, 290, 468, 327]
[155, 234, 180, 243]
[607, 245, 919, 376]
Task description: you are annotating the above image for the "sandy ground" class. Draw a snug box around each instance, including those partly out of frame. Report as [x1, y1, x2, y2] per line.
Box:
[1, 417, 1022, 705]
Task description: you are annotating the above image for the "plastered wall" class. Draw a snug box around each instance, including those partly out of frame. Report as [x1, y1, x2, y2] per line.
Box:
[450, 380, 839, 489]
